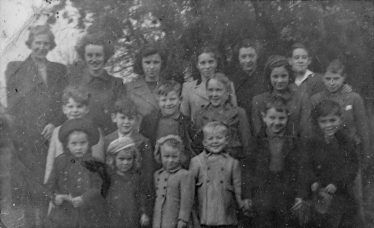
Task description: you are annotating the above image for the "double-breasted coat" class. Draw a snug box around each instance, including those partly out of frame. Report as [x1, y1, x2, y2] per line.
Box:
[189, 151, 242, 226]
[5, 56, 68, 204]
[45, 153, 107, 228]
[153, 167, 194, 228]
[181, 79, 237, 121]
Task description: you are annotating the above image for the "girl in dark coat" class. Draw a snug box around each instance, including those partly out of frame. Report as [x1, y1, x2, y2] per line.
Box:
[105, 137, 149, 228]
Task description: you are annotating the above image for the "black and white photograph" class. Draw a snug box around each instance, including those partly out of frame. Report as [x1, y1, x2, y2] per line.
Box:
[0, 0, 373, 227]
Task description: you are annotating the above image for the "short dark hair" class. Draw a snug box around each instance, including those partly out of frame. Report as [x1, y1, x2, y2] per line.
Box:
[261, 95, 289, 115]
[232, 39, 261, 66]
[311, 99, 342, 126]
[325, 59, 346, 76]
[111, 98, 138, 117]
[156, 80, 182, 97]
[75, 32, 115, 63]
[133, 44, 168, 75]
[289, 42, 310, 58]
[191, 44, 224, 83]
[62, 85, 90, 106]
[264, 55, 293, 90]
[26, 25, 56, 50]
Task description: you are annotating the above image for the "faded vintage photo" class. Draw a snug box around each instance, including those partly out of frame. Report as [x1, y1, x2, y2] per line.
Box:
[0, 0, 373, 227]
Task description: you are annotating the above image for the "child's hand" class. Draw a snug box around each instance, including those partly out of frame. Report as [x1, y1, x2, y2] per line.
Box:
[54, 194, 66, 206]
[71, 196, 83, 208]
[324, 184, 337, 194]
[41, 123, 55, 140]
[242, 198, 253, 211]
[311, 182, 320, 192]
[177, 220, 187, 228]
[291, 198, 303, 211]
[140, 213, 150, 226]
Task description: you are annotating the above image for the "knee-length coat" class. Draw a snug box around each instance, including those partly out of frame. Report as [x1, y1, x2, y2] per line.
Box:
[5, 56, 68, 204]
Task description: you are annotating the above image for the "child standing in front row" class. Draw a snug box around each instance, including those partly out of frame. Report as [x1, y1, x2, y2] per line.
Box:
[153, 135, 194, 228]
[45, 118, 107, 228]
[44, 85, 105, 184]
[106, 137, 150, 228]
[190, 121, 245, 228]
[294, 99, 358, 227]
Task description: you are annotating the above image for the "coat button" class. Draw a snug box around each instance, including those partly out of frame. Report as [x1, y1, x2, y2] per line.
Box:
[164, 178, 168, 181]
[221, 167, 224, 171]
[163, 186, 166, 189]
[207, 167, 210, 170]
[220, 180, 224, 184]
[207, 180, 210, 183]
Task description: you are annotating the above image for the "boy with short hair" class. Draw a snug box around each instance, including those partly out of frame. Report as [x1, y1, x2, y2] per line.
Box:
[44, 85, 104, 184]
[189, 121, 244, 228]
[140, 80, 195, 168]
[245, 96, 300, 227]
[294, 99, 358, 227]
[104, 97, 154, 219]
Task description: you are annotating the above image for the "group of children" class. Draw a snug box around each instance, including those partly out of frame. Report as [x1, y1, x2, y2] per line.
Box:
[41, 43, 370, 228]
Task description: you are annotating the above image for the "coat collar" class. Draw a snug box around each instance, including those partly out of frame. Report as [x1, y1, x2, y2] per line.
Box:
[128, 77, 159, 109]
[192, 80, 209, 101]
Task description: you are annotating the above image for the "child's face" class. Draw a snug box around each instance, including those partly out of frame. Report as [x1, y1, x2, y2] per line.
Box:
[67, 131, 89, 158]
[262, 107, 288, 135]
[270, 66, 289, 91]
[142, 53, 162, 82]
[203, 130, 228, 154]
[238, 47, 258, 73]
[160, 144, 180, 171]
[158, 91, 181, 117]
[317, 114, 342, 138]
[63, 98, 89, 120]
[111, 113, 137, 135]
[197, 52, 217, 80]
[207, 79, 228, 107]
[289, 48, 311, 74]
[323, 71, 345, 93]
[115, 149, 134, 174]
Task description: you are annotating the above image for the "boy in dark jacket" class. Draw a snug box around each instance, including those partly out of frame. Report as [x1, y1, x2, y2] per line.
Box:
[140, 80, 195, 168]
[293, 99, 358, 227]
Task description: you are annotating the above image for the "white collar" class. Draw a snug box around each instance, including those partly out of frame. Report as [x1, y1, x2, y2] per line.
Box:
[294, 69, 314, 86]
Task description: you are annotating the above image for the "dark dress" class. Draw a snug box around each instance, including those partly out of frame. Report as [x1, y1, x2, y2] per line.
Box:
[107, 170, 145, 228]
[69, 65, 126, 135]
[5, 56, 68, 205]
[45, 153, 107, 228]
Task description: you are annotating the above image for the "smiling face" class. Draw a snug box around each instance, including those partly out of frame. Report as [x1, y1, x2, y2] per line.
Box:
[142, 53, 162, 82]
[270, 66, 290, 91]
[160, 143, 181, 171]
[158, 91, 181, 117]
[207, 78, 228, 107]
[262, 107, 288, 135]
[30, 34, 52, 60]
[323, 71, 345, 93]
[67, 131, 89, 158]
[203, 129, 228, 154]
[317, 114, 342, 138]
[197, 52, 217, 81]
[84, 44, 105, 75]
[111, 113, 137, 136]
[63, 98, 89, 120]
[115, 149, 135, 174]
[238, 47, 258, 73]
[289, 48, 311, 74]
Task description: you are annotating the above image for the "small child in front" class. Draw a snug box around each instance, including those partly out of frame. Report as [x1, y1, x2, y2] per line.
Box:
[45, 118, 107, 228]
[294, 99, 358, 227]
[190, 121, 244, 228]
[153, 135, 194, 228]
[106, 137, 149, 228]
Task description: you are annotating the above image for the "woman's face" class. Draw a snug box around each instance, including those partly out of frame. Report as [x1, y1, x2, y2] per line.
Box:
[197, 52, 217, 81]
[30, 34, 52, 59]
[270, 66, 290, 91]
[142, 53, 162, 82]
[238, 47, 258, 73]
[84, 44, 105, 74]
[207, 79, 228, 107]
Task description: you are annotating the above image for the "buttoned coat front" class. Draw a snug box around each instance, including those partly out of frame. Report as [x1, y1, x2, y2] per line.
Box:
[5, 56, 68, 204]
[153, 168, 194, 228]
[46, 153, 107, 228]
[189, 151, 242, 226]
